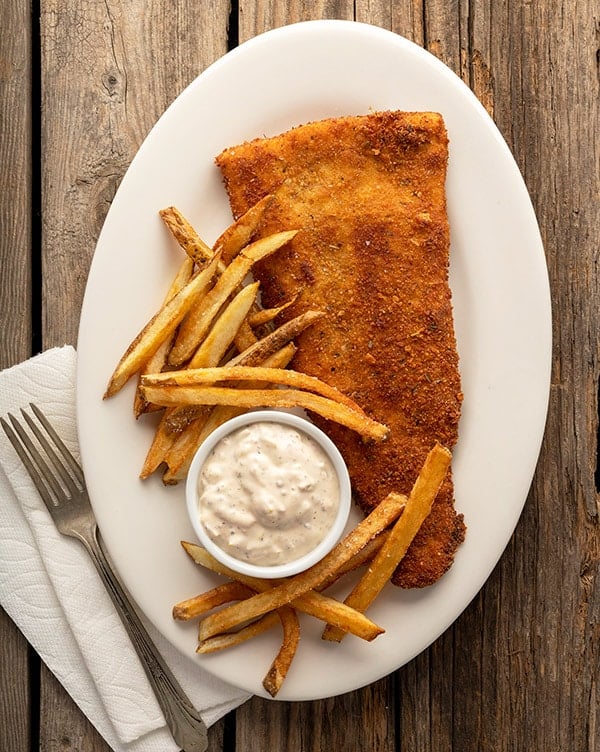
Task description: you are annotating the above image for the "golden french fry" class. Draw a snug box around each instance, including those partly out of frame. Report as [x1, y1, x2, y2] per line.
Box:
[248, 295, 298, 328]
[133, 257, 195, 417]
[181, 541, 384, 641]
[143, 365, 371, 414]
[184, 519, 394, 698]
[261, 606, 300, 697]
[161, 411, 225, 485]
[195, 492, 404, 641]
[197, 611, 280, 654]
[173, 581, 255, 620]
[214, 195, 274, 265]
[164, 404, 208, 435]
[188, 282, 259, 369]
[226, 310, 323, 367]
[233, 319, 258, 352]
[198, 605, 302, 698]
[323, 443, 452, 642]
[159, 206, 214, 266]
[161, 344, 297, 484]
[149, 286, 268, 470]
[168, 231, 297, 367]
[316, 529, 392, 591]
[104, 252, 221, 399]
[139, 408, 178, 479]
[139, 384, 389, 442]
[139, 404, 213, 480]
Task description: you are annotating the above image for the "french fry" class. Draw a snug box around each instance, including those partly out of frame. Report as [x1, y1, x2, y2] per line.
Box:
[143, 283, 264, 478]
[233, 319, 258, 352]
[181, 541, 385, 641]
[139, 412, 172, 478]
[214, 194, 274, 265]
[188, 282, 259, 369]
[145, 339, 299, 484]
[322, 443, 452, 642]
[291, 591, 383, 640]
[168, 231, 297, 367]
[161, 344, 297, 484]
[133, 257, 195, 417]
[159, 206, 215, 267]
[165, 306, 314, 429]
[179, 532, 391, 615]
[226, 310, 323, 367]
[316, 529, 392, 591]
[197, 604, 300, 697]
[158, 311, 310, 445]
[181, 528, 392, 693]
[143, 365, 373, 414]
[139, 384, 389, 442]
[104, 252, 221, 399]
[173, 581, 255, 620]
[248, 295, 298, 328]
[160, 409, 236, 485]
[197, 611, 280, 653]
[261, 606, 300, 697]
[195, 491, 405, 642]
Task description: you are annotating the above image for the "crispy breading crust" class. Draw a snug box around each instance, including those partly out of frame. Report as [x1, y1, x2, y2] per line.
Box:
[216, 111, 465, 587]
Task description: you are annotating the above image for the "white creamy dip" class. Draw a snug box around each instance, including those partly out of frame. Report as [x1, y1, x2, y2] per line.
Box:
[197, 421, 340, 566]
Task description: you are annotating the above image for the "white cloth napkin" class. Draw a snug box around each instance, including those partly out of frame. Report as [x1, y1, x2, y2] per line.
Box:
[0, 346, 250, 752]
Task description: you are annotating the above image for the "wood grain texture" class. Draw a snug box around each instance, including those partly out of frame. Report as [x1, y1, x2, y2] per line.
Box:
[1, 1, 598, 750]
[40, 0, 230, 347]
[236, 682, 395, 751]
[238, 0, 354, 41]
[0, 1, 32, 750]
[0, 0, 32, 369]
[0, 608, 31, 752]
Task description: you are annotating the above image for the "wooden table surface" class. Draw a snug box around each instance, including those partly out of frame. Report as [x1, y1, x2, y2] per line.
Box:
[1, 2, 598, 750]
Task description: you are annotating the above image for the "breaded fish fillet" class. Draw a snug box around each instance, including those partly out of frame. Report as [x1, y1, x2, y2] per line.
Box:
[216, 111, 465, 587]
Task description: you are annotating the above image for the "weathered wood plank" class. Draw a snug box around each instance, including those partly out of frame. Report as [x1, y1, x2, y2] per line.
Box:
[39, 666, 110, 752]
[0, 609, 31, 752]
[38, 2, 230, 749]
[485, 2, 600, 750]
[0, 1, 33, 750]
[236, 681, 395, 751]
[432, 2, 599, 751]
[40, 0, 230, 347]
[0, 0, 32, 367]
[423, 0, 461, 73]
[238, 0, 354, 41]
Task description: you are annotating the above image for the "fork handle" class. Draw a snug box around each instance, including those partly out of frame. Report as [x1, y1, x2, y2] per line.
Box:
[76, 525, 209, 752]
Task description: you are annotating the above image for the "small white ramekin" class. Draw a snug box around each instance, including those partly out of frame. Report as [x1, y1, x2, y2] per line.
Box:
[185, 410, 351, 579]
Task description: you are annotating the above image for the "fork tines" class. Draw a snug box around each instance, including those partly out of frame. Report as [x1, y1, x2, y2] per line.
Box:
[1, 404, 82, 507]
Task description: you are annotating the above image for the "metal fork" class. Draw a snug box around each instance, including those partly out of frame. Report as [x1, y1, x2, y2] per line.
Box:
[1, 404, 209, 752]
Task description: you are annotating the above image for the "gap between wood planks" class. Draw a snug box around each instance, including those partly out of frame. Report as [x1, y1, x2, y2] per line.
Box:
[29, 1, 42, 748]
[228, 0, 239, 51]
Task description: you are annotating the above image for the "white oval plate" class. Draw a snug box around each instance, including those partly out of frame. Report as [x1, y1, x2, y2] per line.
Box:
[77, 20, 551, 701]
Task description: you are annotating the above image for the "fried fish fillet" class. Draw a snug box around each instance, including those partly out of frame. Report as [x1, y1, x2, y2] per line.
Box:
[216, 111, 465, 587]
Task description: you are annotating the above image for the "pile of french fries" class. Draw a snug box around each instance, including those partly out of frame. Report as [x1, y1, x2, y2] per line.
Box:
[103, 197, 388, 483]
[103, 200, 453, 695]
[174, 442, 452, 695]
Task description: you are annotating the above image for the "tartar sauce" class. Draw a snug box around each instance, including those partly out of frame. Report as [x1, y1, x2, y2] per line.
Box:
[197, 421, 340, 566]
